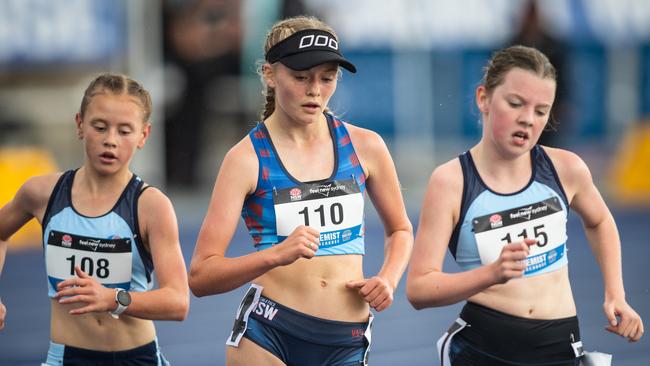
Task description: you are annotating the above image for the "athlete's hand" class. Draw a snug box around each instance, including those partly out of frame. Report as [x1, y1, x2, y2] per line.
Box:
[0, 298, 6, 330]
[54, 266, 116, 315]
[604, 297, 644, 342]
[346, 276, 394, 312]
[490, 238, 537, 284]
[272, 225, 320, 266]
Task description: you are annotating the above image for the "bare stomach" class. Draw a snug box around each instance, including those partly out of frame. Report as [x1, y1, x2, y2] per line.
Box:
[50, 299, 155, 351]
[469, 266, 577, 319]
[254, 254, 369, 322]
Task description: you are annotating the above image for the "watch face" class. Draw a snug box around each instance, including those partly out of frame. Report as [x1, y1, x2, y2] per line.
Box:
[117, 290, 131, 306]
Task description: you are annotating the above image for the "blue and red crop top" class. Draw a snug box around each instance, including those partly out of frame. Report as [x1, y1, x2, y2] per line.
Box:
[242, 113, 367, 256]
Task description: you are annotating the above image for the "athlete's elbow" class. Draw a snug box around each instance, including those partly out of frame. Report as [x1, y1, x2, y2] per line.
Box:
[168, 303, 189, 321]
[188, 274, 225, 297]
[188, 275, 209, 298]
[408, 293, 446, 310]
[406, 292, 427, 310]
[0, 230, 12, 243]
[190, 286, 210, 298]
[188, 264, 210, 297]
[405, 282, 425, 310]
[176, 296, 190, 321]
[406, 278, 442, 310]
[162, 288, 190, 321]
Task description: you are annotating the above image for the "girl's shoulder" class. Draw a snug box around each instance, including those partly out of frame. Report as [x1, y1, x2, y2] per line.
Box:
[24, 172, 64, 199]
[539, 146, 589, 176]
[539, 146, 592, 195]
[229, 132, 259, 167]
[342, 122, 386, 153]
[429, 157, 464, 192]
[16, 172, 64, 213]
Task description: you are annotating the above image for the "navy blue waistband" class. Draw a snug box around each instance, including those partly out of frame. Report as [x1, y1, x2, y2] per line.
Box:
[63, 340, 157, 361]
[250, 295, 369, 346]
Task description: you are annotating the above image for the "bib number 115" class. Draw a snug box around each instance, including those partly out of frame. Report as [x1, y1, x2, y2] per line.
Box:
[500, 224, 548, 247]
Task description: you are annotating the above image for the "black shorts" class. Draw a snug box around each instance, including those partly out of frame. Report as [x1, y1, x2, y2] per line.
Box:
[449, 302, 580, 366]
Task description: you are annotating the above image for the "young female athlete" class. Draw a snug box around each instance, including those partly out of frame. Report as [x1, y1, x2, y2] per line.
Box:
[0, 73, 189, 365]
[406, 45, 643, 366]
[189, 15, 413, 366]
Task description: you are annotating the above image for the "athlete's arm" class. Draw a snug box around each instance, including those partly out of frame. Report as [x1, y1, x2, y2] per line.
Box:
[406, 160, 531, 309]
[0, 240, 6, 330]
[129, 187, 189, 320]
[189, 138, 318, 297]
[552, 148, 644, 342]
[0, 174, 58, 330]
[0, 175, 56, 242]
[344, 126, 413, 312]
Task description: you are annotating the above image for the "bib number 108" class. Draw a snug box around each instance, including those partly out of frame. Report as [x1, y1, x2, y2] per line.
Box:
[298, 203, 344, 227]
[66, 255, 110, 278]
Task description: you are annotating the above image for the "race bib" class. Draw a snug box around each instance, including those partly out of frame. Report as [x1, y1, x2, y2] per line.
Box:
[46, 230, 132, 287]
[273, 179, 364, 248]
[472, 197, 567, 276]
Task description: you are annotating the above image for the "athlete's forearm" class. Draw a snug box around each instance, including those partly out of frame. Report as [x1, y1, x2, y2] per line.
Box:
[584, 214, 625, 298]
[407, 265, 497, 309]
[123, 286, 189, 321]
[377, 229, 413, 290]
[0, 240, 6, 275]
[189, 250, 278, 297]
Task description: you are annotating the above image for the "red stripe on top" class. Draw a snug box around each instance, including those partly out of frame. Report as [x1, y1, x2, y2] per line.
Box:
[245, 216, 261, 231]
[349, 153, 360, 167]
[260, 149, 271, 158]
[339, 135, 351, 146]
[247, 202, 263, 217]
[254, 130, 266, 139]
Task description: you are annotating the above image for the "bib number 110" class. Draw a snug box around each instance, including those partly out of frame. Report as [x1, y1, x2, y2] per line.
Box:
[298, 203, 344, 227]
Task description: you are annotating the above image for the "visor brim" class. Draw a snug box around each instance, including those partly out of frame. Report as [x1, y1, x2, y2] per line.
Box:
[278, 50, 357, 73]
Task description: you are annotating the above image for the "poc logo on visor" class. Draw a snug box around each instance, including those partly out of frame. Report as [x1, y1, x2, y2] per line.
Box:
[298, 34, 338, 50]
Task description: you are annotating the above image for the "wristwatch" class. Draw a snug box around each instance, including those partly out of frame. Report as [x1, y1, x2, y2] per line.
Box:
[109, 288, 131, 319]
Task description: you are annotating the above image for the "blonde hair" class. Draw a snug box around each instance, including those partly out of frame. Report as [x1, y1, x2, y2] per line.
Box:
[258, 16, 338, 121]
[79, 73, 152, 123]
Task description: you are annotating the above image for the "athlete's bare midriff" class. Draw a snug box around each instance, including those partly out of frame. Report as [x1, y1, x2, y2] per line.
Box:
[50, 299, 156, 351]
[469, 265, 576, 319]
[255, 254, 369, 322]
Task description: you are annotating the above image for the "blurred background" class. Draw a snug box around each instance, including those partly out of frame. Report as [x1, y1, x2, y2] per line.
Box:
[1, 0, 649, 365]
